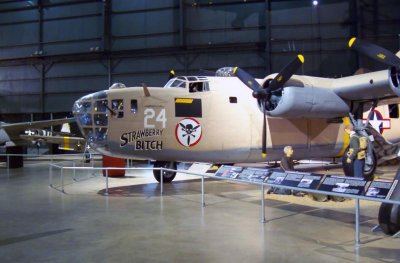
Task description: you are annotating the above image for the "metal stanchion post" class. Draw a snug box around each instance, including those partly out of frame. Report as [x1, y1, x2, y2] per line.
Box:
[105, 169, 109, 196]
[355, 198, 361, 246]
[7, 155, 10, 174]
[261, 183, 266, 223]
[61, 168, 65, 193]
[73, 161, 76, 181]
[91, 155, 95, 176]
[49, 165, 53, 187]
[160, 168, 163, 195]
[201, 175, 205, 207]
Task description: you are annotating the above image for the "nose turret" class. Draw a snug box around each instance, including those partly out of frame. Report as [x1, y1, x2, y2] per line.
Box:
[73, 91, 109, 148]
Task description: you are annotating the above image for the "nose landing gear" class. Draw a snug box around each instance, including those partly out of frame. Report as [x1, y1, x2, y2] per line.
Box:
[153, 161, 177, 183]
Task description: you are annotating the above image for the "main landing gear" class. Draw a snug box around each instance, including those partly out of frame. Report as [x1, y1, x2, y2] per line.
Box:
[377, 169, 400, 235]
[378, 204, 400, 235]
[153, 161, 177, 183]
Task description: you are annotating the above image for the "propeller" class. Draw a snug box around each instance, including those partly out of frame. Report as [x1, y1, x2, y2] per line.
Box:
[233, 54, 305, 157]
[348, 37, 400, 68]
[169, 70, 175, 80]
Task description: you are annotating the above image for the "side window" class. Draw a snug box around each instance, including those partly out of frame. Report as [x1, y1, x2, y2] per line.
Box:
[131, 100, 138, 113]
[389, 104, 399, 118]
[112, 99, 124, 118]
[189, 82, 209, 93]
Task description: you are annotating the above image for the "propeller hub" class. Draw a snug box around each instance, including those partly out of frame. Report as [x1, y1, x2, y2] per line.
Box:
[252, 90, 268, 99]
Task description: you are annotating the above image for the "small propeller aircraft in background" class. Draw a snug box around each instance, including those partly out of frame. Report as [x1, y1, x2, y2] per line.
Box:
[19, 122, 86, 152]
[0, 118, 76, 148]
[72, 38, 400, 183]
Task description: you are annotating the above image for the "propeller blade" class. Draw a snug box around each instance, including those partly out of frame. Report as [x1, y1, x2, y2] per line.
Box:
[262, 101, 267, 157]
[232, 67, 263, 93]
[267, 54, 304, 92]
[169, 70, 175, 80]
[348, 37, 400, 67]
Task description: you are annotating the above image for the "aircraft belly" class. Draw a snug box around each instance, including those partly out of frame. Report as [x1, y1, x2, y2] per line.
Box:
[101, 141, 252, 163]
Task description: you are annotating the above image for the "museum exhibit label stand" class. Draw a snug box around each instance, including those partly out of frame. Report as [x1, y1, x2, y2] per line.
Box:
[48, 162, 400, 247]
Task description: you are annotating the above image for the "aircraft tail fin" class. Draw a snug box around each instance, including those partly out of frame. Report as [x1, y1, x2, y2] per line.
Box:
[61, 123, 71, 133]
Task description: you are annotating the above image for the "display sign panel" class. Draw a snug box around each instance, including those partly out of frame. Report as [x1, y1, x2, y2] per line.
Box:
[364, 180, 394, 199]
[296, 173, 324, 189]
[236, 168, 272, 183]
[318, 175, 367, 195]
[214, 165, 243, 179]
[265, 170, 287, 185]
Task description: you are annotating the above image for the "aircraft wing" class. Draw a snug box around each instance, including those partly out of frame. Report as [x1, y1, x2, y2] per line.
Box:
[331, 70, 400, 103]
[0, 118, 76, 147]
[0, 118, 75, 135]
[19, 134, 85, 151]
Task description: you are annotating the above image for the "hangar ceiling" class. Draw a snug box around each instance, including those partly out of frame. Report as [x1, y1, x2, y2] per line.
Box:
[0, 0, 399, 115]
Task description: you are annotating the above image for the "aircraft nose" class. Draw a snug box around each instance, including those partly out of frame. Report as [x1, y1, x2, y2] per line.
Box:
[72, 90, 109, 147]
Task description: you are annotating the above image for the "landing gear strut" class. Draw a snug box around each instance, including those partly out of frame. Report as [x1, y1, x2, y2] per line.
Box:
[153, 161, 177, 183]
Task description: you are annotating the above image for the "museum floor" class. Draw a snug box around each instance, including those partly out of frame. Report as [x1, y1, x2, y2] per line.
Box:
[0, 159, 399, 263]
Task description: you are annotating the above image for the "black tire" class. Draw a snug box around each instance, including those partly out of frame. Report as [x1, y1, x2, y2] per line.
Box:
[388, 205, 400, 235]
[378, 203, 400, 235]
[341, 148, 376, 180]
[153, 161, 177, 183]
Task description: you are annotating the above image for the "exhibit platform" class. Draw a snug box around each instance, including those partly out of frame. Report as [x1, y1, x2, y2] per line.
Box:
[0, 160, 399, 263]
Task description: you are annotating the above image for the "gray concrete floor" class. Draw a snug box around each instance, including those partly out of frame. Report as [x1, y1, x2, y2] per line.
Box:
[0, 159, 400, 263]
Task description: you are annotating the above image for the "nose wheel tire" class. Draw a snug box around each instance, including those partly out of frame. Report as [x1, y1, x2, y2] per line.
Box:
[153, 161, 177, 183]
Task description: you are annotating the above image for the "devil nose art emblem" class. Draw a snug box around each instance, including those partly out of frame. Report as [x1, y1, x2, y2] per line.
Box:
[175, 118, 202, 147]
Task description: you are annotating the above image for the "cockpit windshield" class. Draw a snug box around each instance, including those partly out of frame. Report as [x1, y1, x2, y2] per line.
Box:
[164, 76, 210, 92]
[164, 77, 187, 88]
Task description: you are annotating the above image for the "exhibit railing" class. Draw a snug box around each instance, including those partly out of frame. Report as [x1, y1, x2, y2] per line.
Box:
[47, 162, 400, 247]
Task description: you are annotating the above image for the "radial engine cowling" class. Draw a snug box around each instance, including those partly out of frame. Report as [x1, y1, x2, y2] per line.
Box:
[267, 86, 350, 119]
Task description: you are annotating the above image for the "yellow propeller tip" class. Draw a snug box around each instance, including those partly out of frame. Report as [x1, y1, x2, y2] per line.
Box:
[233, 67, 238, 74]
[262, 153, 267, 158]
[297, 54, 305, 63]
[170, 70, 175, 75]
[348, 37, 356, 48]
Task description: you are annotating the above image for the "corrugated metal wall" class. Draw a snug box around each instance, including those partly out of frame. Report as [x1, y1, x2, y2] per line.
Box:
[0, 0, 399, 118]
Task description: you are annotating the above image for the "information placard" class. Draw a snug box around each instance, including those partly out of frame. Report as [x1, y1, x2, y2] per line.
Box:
[214, 165, 243, 179]
[364, 180, 394, 199]
[318, 175, 367, 195]
[265, 171, 287, 185]
[236, 168, 271, 183]
[296, 173, 324, 189]
[279, 172, 305, 187]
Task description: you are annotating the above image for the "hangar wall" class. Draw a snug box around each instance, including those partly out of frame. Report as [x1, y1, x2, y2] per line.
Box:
[0, 0, 399, 118]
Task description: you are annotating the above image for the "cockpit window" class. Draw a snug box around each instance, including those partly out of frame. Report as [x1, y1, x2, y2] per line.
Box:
[189, 82, 209, 93]
[164, 77, 187, 88]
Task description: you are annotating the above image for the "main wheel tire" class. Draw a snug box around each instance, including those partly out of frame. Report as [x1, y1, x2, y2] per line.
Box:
[378, 203, 400, 235]
[153, 161, 177, 183]
[341, 148, 377, 180]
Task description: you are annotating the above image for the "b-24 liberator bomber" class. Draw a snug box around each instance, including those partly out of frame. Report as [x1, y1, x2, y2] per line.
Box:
[73, 38, 400, 183]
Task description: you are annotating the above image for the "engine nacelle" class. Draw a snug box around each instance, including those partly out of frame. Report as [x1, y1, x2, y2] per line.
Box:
[267, 86, 350, 118]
